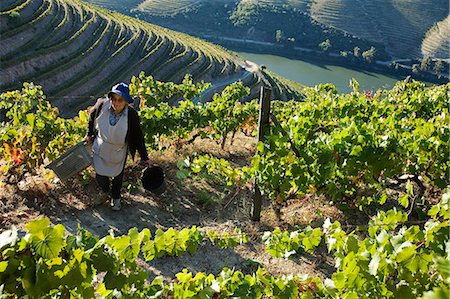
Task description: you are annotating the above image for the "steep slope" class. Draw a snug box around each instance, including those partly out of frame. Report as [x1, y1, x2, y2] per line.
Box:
[310, 0, 448, 59]
[88, 0, 448, 60]
[87, 0, 387, 60]
[80, 0, 141, 14]
[136, 0, 203, 16]
[310, 0, 385, 44]
[421, 15, 450, 60]
[0, 0, 302, 116]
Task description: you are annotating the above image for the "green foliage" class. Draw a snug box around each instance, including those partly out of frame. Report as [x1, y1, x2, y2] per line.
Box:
[177, 154, 249, 186]
[183, 81, 449, 209]
[0, 83, 87, 176]
[260, 192, 450, 298]
[141, 226, 246, 261]
[8, 11, 20, 23]
[207, 81, 251, 147]
[1, 77, 449, 298]
[362, 46, 377, 63]
[130, 71, 210, 107]
[263, 227, 322, 258]
[3, 204, 446, 298]
[353, 46, 361, 57]
[275, 29, 284, 43]
[320, 194, 450, 298]
[433, 60, 444, 75]
[428, 188, 449, 220]
[229, 2, 262, 27]
[420, 56, 432, 72]
[0, 219, 249, 298]
[131, 72, 254, 149]
[319, 39, 331, 52]
[0, 77, 255, 177]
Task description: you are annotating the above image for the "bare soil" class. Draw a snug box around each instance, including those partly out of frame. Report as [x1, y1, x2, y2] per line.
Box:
[0, 132, 343, 281]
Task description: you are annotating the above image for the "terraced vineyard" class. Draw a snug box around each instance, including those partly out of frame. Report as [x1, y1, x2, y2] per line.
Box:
[136, 0, 204, 16]
[241, 0, 310, 9]
[82, 0, 141, 13]
[309, 0, 449, 59]
[0, 0, 303, 116]
[95, 0, 449, 61]
[136, 0, 311, 15]
[244, 0, 449, 59]
[422, 15, 450, 60]
[310, 0, 385, 44]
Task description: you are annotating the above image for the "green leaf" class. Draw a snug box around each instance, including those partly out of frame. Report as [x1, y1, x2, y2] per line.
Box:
[436, 258, 450, 281]
[154, 109, 164, 118]
[422, 287, 450, 299]
[29, 223, 65, 259]
[406, 181, 414, 197]
[26, 113, 35, 130]
[90, 247, 117, 272]
[428, 205, 440, 219]
[332, 272, 346, 289]
[0, 261, 8, 272]
[376, 230, 389, 245]
[369, 252, 381, 276]
[345, 292, 359, 299]
[25, 218, 51, 235]
[104, 271, 126, 290]
[346, 235, 359, 253]
[405, 255, 420, 274]
[301, 228, 322, 252]
[257, 141, 264, 153]
[142, 240, 156, 261]
[106, 235, 130, 259]
[418, 253, 433, 273]
[398, 194, 409, 208]
[395, 285, 414, 298]
[350, 145, 362, 156]
[396, 245, 416, 263]
[176, 170, 189, 179]
[379, 193, 388, 205]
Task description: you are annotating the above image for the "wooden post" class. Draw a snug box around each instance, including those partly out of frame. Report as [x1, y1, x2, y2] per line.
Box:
[251, 86, 271, 221]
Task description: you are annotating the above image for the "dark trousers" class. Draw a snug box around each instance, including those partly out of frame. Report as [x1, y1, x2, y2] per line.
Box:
[95, 168, 124, 199]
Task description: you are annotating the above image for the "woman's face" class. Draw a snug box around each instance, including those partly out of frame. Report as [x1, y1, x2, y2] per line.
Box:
[110, 93, 127, 113]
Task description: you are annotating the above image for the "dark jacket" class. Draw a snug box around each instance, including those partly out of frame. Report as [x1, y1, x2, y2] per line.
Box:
[87, 98, 149, 161]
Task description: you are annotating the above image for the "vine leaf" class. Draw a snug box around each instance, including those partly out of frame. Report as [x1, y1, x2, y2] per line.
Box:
[25, 218, 65, 259]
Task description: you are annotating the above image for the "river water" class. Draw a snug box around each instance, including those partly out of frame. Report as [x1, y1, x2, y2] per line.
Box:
[237, 52, 403, 93]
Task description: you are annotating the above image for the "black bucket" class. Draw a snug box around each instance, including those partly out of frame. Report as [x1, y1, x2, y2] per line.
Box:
[141, 165, 166, 195]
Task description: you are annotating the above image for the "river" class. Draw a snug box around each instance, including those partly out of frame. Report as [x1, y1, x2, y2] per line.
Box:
[237, 52, 403, 93]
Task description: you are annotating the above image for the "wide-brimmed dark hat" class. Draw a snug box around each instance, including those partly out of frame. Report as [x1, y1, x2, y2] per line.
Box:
[108, 82, 133, 103]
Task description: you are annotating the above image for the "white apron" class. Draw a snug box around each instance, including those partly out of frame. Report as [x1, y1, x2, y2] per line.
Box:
[92, 101, 128, 177]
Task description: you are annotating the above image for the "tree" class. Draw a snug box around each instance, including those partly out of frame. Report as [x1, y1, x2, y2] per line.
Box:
[275, 30, 284, 43]
[362, 46, 376, 63]
[420, 56, 432, 71]
[8, 11, 20, 24]
[319, 39, 331, 52]
[353, 46, 361, 57]
[433, 60, 444, 77]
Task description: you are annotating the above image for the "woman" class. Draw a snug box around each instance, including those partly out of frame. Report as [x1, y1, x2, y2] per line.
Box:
[86, 82, 151, 210]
